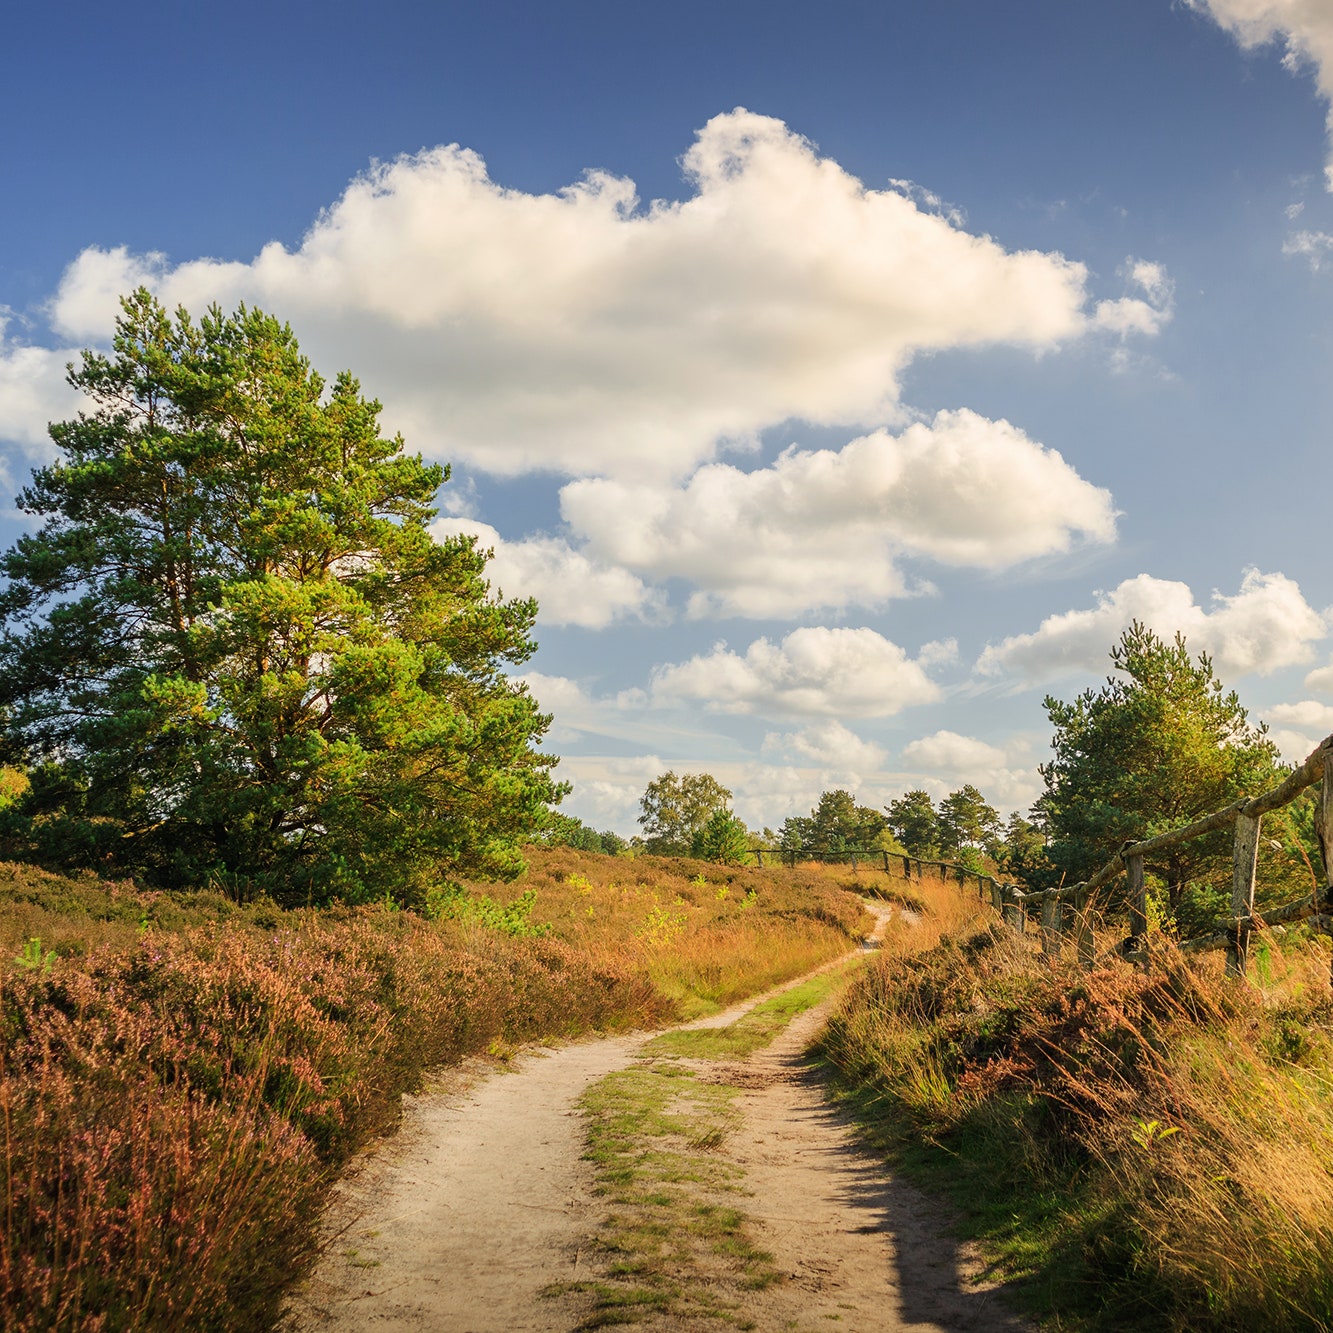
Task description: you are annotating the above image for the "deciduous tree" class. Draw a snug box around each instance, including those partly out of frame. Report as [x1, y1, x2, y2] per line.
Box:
[637, 771, 732, 854]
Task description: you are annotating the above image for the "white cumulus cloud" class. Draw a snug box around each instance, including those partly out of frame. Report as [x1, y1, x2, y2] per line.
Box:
[559, 409, 1116, 618]
[977, 568, 1329, 686]
[514, 672, 608, 743]
[1263, 699, 1333, 764]
[1189, 0, 1333, 186]
[650, 626, 943, 719]
[546, 753, 667, 832]
[430, 517, 661, 628]
[900, 730, 1008, 773]
[763, 720, 888, 772]
[1306, 657, 1333, 696]
[0, 317, 80, 479]
[1267, 699, 1333, 730]
[896, 729, 1044, 812]
[1283, 227, 1333, 266]
[1092, 257, 1175, 336]
[30, 110, 1158, 483]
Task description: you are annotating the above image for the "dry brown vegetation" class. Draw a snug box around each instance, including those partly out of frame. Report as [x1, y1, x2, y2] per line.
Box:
[0, 849, 865, 1332]
[820, 869, 1333, 1330]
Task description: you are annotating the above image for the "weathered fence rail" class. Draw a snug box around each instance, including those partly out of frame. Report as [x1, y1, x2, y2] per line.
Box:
[748, 843, 1008, 891]
[1021, 731, 1333, 977]
[760, 731, 1333, 980]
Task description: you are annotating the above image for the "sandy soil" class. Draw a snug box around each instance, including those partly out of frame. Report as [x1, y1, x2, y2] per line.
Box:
[285, 903, 1028, 1332]
[690, 999, 1029, 1333]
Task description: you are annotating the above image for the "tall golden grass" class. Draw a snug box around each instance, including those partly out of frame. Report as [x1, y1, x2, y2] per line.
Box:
[515, 848, 866, 1014]
[820, 871, 1333, 1330]
[0, 849, 866, 1331]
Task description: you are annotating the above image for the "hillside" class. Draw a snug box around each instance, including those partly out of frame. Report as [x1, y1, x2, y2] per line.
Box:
[0, 848, 868, 1331]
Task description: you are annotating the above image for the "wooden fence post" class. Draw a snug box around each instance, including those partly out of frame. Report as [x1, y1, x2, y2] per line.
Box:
[1319, 753, 1333, 984]
[754, 848, 763, 869]
[1317, 752, 1333, 908]
[1126, 853, 1146, 965]
[1076, 887, 1095, 970]
[1227, 813, 1260, 979]
[1041, 894, 1061, 959]
[1005, 891, 1026, 935]
[850, 852, 858, 872]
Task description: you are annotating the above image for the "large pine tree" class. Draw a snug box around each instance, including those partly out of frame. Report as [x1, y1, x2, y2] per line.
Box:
[0, 290, 559, 903]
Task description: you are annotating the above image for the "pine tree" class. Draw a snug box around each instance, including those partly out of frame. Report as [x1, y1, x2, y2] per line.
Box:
[1041, 621, 1280, 917]
[885, 789, 941, 858]
[937, 785, 1001, 856]
[0, 291, 559, 903]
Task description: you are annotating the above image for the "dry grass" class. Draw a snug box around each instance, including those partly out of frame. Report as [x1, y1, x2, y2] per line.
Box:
[819, 871, 1333, 1331]
[511, 848, 867, 1016]
[0, 848, 865, 1331]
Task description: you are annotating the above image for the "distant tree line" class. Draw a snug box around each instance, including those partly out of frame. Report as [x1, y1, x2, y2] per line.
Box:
[537, 765, 1044, 876]
[527, 623, 1324, 945]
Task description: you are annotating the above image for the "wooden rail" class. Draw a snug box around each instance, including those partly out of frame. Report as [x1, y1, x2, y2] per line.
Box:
[1009, 733, 1333, 977]
[758, 732, 1333, 980]
[748, 843, 1012, 896]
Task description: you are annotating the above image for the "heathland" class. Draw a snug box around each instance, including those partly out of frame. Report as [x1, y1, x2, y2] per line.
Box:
[822, 861, 1333, 1332]
[0, 848, 865, 1331]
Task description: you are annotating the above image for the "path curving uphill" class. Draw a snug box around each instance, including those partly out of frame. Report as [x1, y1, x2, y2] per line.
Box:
[285, 902, 1025, 1332]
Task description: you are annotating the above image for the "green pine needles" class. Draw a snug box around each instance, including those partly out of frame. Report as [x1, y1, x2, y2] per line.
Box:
[0, 290, 561, 904]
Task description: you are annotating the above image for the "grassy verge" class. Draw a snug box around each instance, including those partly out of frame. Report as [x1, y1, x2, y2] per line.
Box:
[817, 873, 1333, 1331]
[0, 849, 867, 1332]
[512, 848, 869, 1017]
[560, 946, 865, 1329]
[556, 1062, 774, 1330]
[643, 956, 862, 1060]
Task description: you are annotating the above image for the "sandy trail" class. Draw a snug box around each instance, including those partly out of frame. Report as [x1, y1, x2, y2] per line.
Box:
[285, 903, 1025, 1332]
[286, 1032, 641, 1331]
[692, 998, 1028, 1332]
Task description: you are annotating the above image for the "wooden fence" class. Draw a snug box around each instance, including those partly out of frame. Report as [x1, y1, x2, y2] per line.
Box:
[759, 731, 1333, 980]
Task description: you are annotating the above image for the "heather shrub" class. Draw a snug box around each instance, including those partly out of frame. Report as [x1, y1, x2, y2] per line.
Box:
[1, 849, 863, 1330]
[820, 877, 1333, 1331]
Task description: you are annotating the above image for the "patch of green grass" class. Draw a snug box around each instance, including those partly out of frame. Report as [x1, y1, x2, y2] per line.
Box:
[644, 956, 861, 1060]
[541, 1279, 674, 1328]
[820, 1068, 1103, 1324]
[567, 1060, 777, 1327]
[561, 958, 870, 1329]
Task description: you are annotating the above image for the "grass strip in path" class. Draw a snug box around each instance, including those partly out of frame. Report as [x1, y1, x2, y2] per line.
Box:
[642, 957, 862, 1062]
[548, 952, 866, 1330]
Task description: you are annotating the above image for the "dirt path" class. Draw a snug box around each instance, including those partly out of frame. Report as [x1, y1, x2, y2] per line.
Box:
[689, 997, 1027, 1332]
[285, 904, 1024, 1332]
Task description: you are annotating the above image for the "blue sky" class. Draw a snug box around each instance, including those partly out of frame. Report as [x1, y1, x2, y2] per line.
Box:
[4, 0, 1333, 833]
